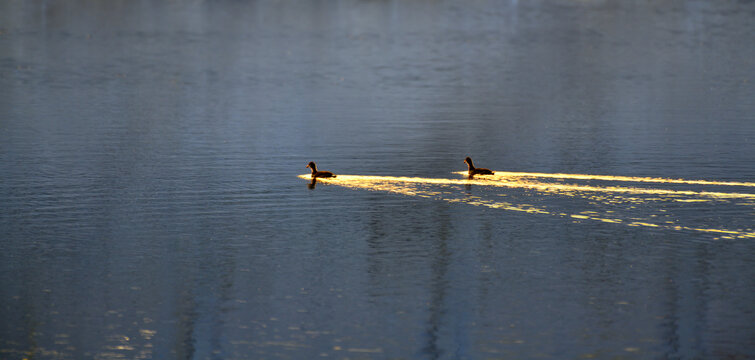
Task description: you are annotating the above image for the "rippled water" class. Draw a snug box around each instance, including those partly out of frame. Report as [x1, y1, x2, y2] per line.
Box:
[1, 1, 754, 359]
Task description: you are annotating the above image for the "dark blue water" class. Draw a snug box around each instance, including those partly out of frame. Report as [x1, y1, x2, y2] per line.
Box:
[1, 1, 754, 359]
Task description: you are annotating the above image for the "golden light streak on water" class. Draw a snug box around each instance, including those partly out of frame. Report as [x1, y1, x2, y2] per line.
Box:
[303, 174, 755, 200]
[451, 171, 755, 187]
[448, 173, 755, 200]
[299, 174, 755, 239]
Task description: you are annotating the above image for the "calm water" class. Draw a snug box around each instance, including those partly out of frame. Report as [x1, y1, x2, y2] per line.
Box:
[1, 0, 754, 359]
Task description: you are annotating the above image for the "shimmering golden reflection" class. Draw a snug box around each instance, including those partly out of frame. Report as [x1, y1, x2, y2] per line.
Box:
[300, 173, 755, 239]
[451, 173, 755, 200]
[451, 171, 755, 187]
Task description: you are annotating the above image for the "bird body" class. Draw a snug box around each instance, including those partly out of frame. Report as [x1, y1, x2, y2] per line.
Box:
[306, 162, 336, 178]
[464, 157, 494, 176]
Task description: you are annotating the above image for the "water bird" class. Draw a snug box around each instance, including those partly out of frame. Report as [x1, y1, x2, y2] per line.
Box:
[464, 157, 494, 177]
[306, 162, 336, 178]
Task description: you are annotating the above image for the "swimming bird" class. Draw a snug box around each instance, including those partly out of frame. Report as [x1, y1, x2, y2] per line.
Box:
[306, 161, 336, 178]
[464, 157, 494, 176]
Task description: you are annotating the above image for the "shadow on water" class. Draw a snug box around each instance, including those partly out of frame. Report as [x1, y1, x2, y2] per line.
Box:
[420, 209, 452, 360]
[175, 242, 238, 359]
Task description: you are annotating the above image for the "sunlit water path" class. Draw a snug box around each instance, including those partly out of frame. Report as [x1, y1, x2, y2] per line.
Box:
[300, 172, 755, 239]
[459, 171, 755, 187]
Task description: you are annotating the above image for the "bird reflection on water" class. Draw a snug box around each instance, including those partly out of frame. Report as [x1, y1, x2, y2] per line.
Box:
[300, 172, 755, 239]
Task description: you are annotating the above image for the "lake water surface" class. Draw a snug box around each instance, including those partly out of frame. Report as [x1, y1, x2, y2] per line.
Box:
[1, 1, 754, 359]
